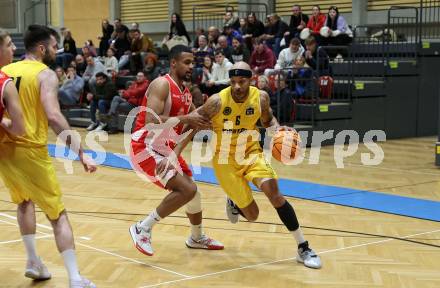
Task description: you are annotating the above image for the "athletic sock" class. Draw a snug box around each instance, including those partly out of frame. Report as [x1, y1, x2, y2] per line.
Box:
[291, 228, 306, 245]
[140, 209, 161, 230]
[22, 234, 38, 262]
[190, 224, 203, 240]
[61, 249, 81, 282]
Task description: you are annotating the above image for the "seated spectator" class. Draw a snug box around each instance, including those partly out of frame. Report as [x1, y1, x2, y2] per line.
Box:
[303, 36, 330, 75]
[284, 5, 309, 44]
[223, 11, 240, 30]
[203, 50, 232, 95]
[193, 27, 205, 49]
[111, 18, 129, 41]
[265, 38, 304, 76]
[244, 12, 265, 39]
[194, 35, 213, 68]
[56, 29, 77, 69]
[272, 73, 294, 123]
[143, 53, 161, 81]
[112, 28, 131, 66]
[250, 39, 276, 75]
[231, 36, 250, 64]
[217, 35, 233, 62]
[168, 13, 191, 45]
[98, 19, 114, 56]
[74, 54, 87, 76]
[306, 6, 326, 42]
[320, 6, 353, 48]
[86, 72, 118, 131]
[55, 66, 66, 88]
[128, 28, 152, 73]
[82, 40, 97, 58]
[207, 26, 220, 48]
[199, 55, 213, 95]
[291, 57, 313, 99]
[262, 14, 288, 57]
[238, 18, 247, 35]
[105, 71, 149, 134]
[257, 75, 274, 100]
[83, 55, 107, 94]
[103, 48, 119, 75]
[223, 24, 242, 46]
[59, 65, 85, 106]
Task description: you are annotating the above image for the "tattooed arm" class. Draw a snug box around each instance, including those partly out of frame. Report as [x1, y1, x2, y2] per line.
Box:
[196, 93, 222, 120]
[259, 90, 279, 129]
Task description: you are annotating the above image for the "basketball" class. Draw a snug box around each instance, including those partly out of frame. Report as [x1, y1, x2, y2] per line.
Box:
[271, 130, 301, 162]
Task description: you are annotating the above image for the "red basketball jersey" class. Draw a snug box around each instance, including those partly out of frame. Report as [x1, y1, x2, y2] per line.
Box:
[0, 71, 12, 120]
[132, 74, 193, 150]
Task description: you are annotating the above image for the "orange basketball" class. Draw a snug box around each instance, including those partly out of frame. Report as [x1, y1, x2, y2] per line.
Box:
[271, 130, 301, 162]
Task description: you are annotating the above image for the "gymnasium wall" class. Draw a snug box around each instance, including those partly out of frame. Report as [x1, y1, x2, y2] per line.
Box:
[63, 0, 110, 46]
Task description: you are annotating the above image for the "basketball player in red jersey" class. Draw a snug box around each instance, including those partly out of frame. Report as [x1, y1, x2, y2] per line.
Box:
[129, 45, 224, 256]
[0, 28, 24, 136]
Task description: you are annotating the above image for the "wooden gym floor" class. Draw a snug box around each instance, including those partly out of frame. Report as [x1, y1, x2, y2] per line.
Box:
[0, 130, 439, 287]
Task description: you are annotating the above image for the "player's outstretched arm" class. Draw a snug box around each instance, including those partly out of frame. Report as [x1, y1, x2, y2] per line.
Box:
[196, 93, 222, 120]
[1, 81, 25, 136]
[39, 68, 96, 173]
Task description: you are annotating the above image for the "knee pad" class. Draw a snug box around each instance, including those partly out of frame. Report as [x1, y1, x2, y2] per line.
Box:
[185, 188, 202, 214]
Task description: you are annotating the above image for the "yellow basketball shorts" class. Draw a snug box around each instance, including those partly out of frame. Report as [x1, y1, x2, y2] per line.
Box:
[212, 152, 278, 209]
[0, 144, 64, 220]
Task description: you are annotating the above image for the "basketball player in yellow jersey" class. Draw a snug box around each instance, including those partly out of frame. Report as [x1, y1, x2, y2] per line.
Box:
[0, 25, 97, 288]
[197, 62, 322, 269]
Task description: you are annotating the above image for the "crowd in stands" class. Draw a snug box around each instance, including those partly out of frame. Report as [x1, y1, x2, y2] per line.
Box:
[53, 4, 353, 132]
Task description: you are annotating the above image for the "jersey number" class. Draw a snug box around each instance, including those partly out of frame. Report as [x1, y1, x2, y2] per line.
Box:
[235, 116, 241, 126]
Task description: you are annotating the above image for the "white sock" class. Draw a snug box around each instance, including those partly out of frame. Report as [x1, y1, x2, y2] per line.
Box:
[291, 228, 306, 245]
[61, 249, 81, 282]
[140, 209, 161, 230]
[22, 234, 38, 262]
[190, 224, 203, 240]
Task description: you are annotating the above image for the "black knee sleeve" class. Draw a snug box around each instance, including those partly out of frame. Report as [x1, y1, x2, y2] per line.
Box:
[276, 201, 299, 231]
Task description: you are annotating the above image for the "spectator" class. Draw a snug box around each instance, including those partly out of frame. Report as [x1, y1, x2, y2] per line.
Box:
[194, 35, 213, 68]
[55, 66, 66, 88]
[128, 28, 152, 73]
[143, 53, 161, 81]
[74, 54, 86, 76]
[265, 38, 304, 76]
[285, 5, 309, 43]
[103, 47, 118, 75]
[82, 40, 97, 58]
[206, 49, 232, 94]
[244, 12, 265, 39]
[272, 73, 294, 123]
[56, 29, 77, 69]
[86, 72, 118, 131]
[199, 55, 213, 95]
[238, 18, 247, 35]
[263, 14, 288, 57]
[307, 6, 326, 40]
[217, 35, 233, 62]
[231, 36, 250, 64]
[111, 18, 129, 40]
[257, 75, 274, 100]
[169, 13, 191, 45]
[105, 71, 149, 134]
[83, 55, 107, 94]
[98, 19, 114, 56]
[223, 11, 240, 30]
[250, 39, 276, 75]
[59, 65, 85, 106]
[304, 36, 330, 75]
[193, 27, 205, 49]
[131, 22, 139, 30]
[112, 28, 131, 68]
[207, 26, 220, 48]
[223, 24, 242, 46]
[321, 6, 353, 47]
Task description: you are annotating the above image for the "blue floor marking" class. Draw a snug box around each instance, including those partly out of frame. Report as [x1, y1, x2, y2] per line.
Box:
[48, 144, 440, 222]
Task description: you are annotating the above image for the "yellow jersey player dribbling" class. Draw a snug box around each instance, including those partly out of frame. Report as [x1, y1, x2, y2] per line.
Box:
[197, 62, 322, 269]
[0, 25, 97, 287]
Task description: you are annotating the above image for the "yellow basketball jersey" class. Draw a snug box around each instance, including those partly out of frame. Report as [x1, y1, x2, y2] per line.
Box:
[212, 86, 262, 156]
[1, 60, 49, 147]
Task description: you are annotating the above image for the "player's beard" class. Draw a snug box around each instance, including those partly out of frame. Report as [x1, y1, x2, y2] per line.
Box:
[42, 50, 55, 66]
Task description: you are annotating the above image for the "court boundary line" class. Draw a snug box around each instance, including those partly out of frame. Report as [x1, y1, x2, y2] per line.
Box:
[0, 213, 191, 278]
[138, 228, 440, 288]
